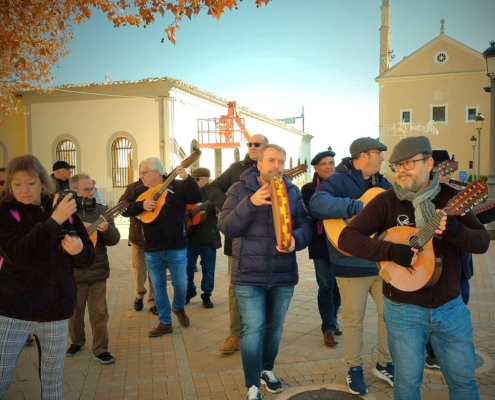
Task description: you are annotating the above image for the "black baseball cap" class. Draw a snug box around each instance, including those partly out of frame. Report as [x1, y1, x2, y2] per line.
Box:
[52, 161, 75, 171]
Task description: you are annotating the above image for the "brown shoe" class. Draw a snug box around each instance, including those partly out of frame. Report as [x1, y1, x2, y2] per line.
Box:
[324, 332, 338, 346]
[148, 322, 173, 338]
[334, 323, 343, 336]
[172, 308, 190, 328]
[218, 335, 241, 354]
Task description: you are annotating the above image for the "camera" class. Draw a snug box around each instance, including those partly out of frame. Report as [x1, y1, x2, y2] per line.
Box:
[55, 190, 96, 211]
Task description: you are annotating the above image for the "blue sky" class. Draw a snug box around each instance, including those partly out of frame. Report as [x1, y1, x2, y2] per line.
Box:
[51, 0, 495, 160]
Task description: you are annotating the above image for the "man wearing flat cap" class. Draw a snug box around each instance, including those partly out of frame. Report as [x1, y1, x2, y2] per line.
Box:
[309, 137, 393, 395]
[186, 167, 221, 309]
[51, 161, 75, 191]
[339, 136, 489, 399]
[301, 148, 342, 347]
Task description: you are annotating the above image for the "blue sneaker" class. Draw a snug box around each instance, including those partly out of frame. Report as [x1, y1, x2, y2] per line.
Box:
[373, 362, 394, 387]
[347, 366, 368, 394]
[261, 370, 283, 393]
[246, 385, 262, 400]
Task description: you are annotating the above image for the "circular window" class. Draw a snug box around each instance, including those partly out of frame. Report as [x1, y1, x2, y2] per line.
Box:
[434, 51, 449, 65]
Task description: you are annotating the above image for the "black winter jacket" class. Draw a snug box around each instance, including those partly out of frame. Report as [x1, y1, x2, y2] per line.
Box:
[187, 184, 221, 245]
[122, 175, 201, 252]
[301, 172, 329, 260]
[0, 196, 95, 322]
[119, 179, 145, 246]
[50, 174, 70, 191]
[74, 204, 121, 283]
[218, 169, 313, 287]
[206, 154, 258, 256]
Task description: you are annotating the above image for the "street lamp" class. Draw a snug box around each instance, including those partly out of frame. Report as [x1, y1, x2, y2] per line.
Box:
[470, 135, 477, 181]
[474, 113, 484, 178]
[482, 40, 495, 200]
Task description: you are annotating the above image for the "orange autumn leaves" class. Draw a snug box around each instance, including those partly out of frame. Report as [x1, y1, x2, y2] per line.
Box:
[0, 0, 272, 122]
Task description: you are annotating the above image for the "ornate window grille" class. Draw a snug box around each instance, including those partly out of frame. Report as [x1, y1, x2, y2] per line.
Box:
[111, 137, 134, 188]
[56, 139, 77, 172]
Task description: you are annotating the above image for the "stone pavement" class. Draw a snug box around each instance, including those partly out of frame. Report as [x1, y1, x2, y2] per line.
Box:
[5, 227, 495, 400]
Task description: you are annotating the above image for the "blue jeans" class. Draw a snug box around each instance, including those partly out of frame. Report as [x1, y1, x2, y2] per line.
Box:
[145, 249, 187, 324]
[235, 285, 294, 388]
[313, 258, 341, 333]
[186, 243, 216, 298]
[384, 296, 478, 400]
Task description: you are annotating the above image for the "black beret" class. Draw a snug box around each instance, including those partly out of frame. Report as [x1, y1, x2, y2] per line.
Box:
[311, 149, 336, 166]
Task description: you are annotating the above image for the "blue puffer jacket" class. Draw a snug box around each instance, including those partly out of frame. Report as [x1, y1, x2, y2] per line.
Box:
[218, 168, 313, 287]
[309, 157, 392, 277]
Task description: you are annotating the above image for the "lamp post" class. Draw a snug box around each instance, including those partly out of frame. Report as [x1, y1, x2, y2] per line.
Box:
[474, 113, 484, 179]
[482, 40, 495, 200]
[470, 135, 477, 181]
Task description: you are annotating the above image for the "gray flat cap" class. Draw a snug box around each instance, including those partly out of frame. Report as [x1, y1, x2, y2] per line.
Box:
[349, 137, 387, 157]
[389, 136, 432, 164]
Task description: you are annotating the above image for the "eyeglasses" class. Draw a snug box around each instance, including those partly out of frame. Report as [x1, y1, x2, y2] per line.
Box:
[195, 177, 205, 182]
[389, 158, 428, 173]
[247, 142, 264, 148]
[0, 180, 4, 186]
[139, 170, 154, 177]
[368, 151, 383, 157]
[75, 187, 97, 193]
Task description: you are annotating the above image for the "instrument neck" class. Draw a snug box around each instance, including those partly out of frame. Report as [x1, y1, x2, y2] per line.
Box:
[153, 170, 178, 201]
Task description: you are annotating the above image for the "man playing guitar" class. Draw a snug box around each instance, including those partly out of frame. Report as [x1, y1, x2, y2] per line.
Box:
[339, 136, 489, 400]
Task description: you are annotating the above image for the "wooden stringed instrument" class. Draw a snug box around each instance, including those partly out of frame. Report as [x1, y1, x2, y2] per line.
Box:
[137, 150, 201, 224]
[285, 164, 308, 180]
[269, 175, 293, 251]
[185, 200, 211, 235]
[377, 180, 488, 292]
[323, 187, 385, 256]
[86, 201, 128, 247]
[323, 159, 460, 257]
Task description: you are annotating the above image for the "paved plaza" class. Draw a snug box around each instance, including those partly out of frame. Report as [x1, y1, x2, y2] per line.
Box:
[5, 223, 495, 400]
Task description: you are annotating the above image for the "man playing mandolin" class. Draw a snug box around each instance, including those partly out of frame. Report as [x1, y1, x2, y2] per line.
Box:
[218, 144, 313, 400]
[339, 136, 490, 400]
[122, 157, 202, 338]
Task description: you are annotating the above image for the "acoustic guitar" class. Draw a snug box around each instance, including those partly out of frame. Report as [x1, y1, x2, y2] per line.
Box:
[185, 200, 211, 235]
[377, 180, 487, 292]
[323, 187, 385, 256]
[137, 150, 201, 224]
[323, 159, 460, 256]
[86, 201, 128, 247]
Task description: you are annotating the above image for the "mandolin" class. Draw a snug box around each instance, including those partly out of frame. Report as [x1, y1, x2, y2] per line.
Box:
[86, 201, 128, 247]
[137, 150, 201, 224]
[377, 180, 487, 292]
[185, 200, 211, 235]
[285, 164, 308, 180]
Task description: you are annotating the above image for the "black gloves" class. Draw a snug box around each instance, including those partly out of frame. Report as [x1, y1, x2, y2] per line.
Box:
[388, 243, 415, 268]
[442, 216, 461, 238]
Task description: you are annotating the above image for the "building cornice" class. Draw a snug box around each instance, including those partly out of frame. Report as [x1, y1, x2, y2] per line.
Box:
[376, 70, 486, 83]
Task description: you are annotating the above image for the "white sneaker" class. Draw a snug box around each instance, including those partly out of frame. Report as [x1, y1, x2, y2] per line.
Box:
[246, 385, 262, 400]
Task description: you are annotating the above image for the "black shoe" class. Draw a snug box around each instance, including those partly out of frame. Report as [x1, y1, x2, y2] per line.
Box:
[94, 352, 115, 364]
[66, 344, 82, 357]
[202, 295, 214, 309]
[149, 306, 158, 315]
[134, 298, 144, 311]
[185, 292, 197, 305]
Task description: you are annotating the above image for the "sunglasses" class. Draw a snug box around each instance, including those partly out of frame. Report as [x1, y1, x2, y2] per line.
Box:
[247, 142, 264, 148]
[0, 180, 4, 186]
[195, 177, 207, 182]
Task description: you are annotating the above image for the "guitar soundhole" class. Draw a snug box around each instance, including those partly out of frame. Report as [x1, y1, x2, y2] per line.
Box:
[407, 234, 426, 255]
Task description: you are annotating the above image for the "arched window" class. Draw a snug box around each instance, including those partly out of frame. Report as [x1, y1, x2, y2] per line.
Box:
[56, 139, 77, 172]
[111, 137, 134, 188]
